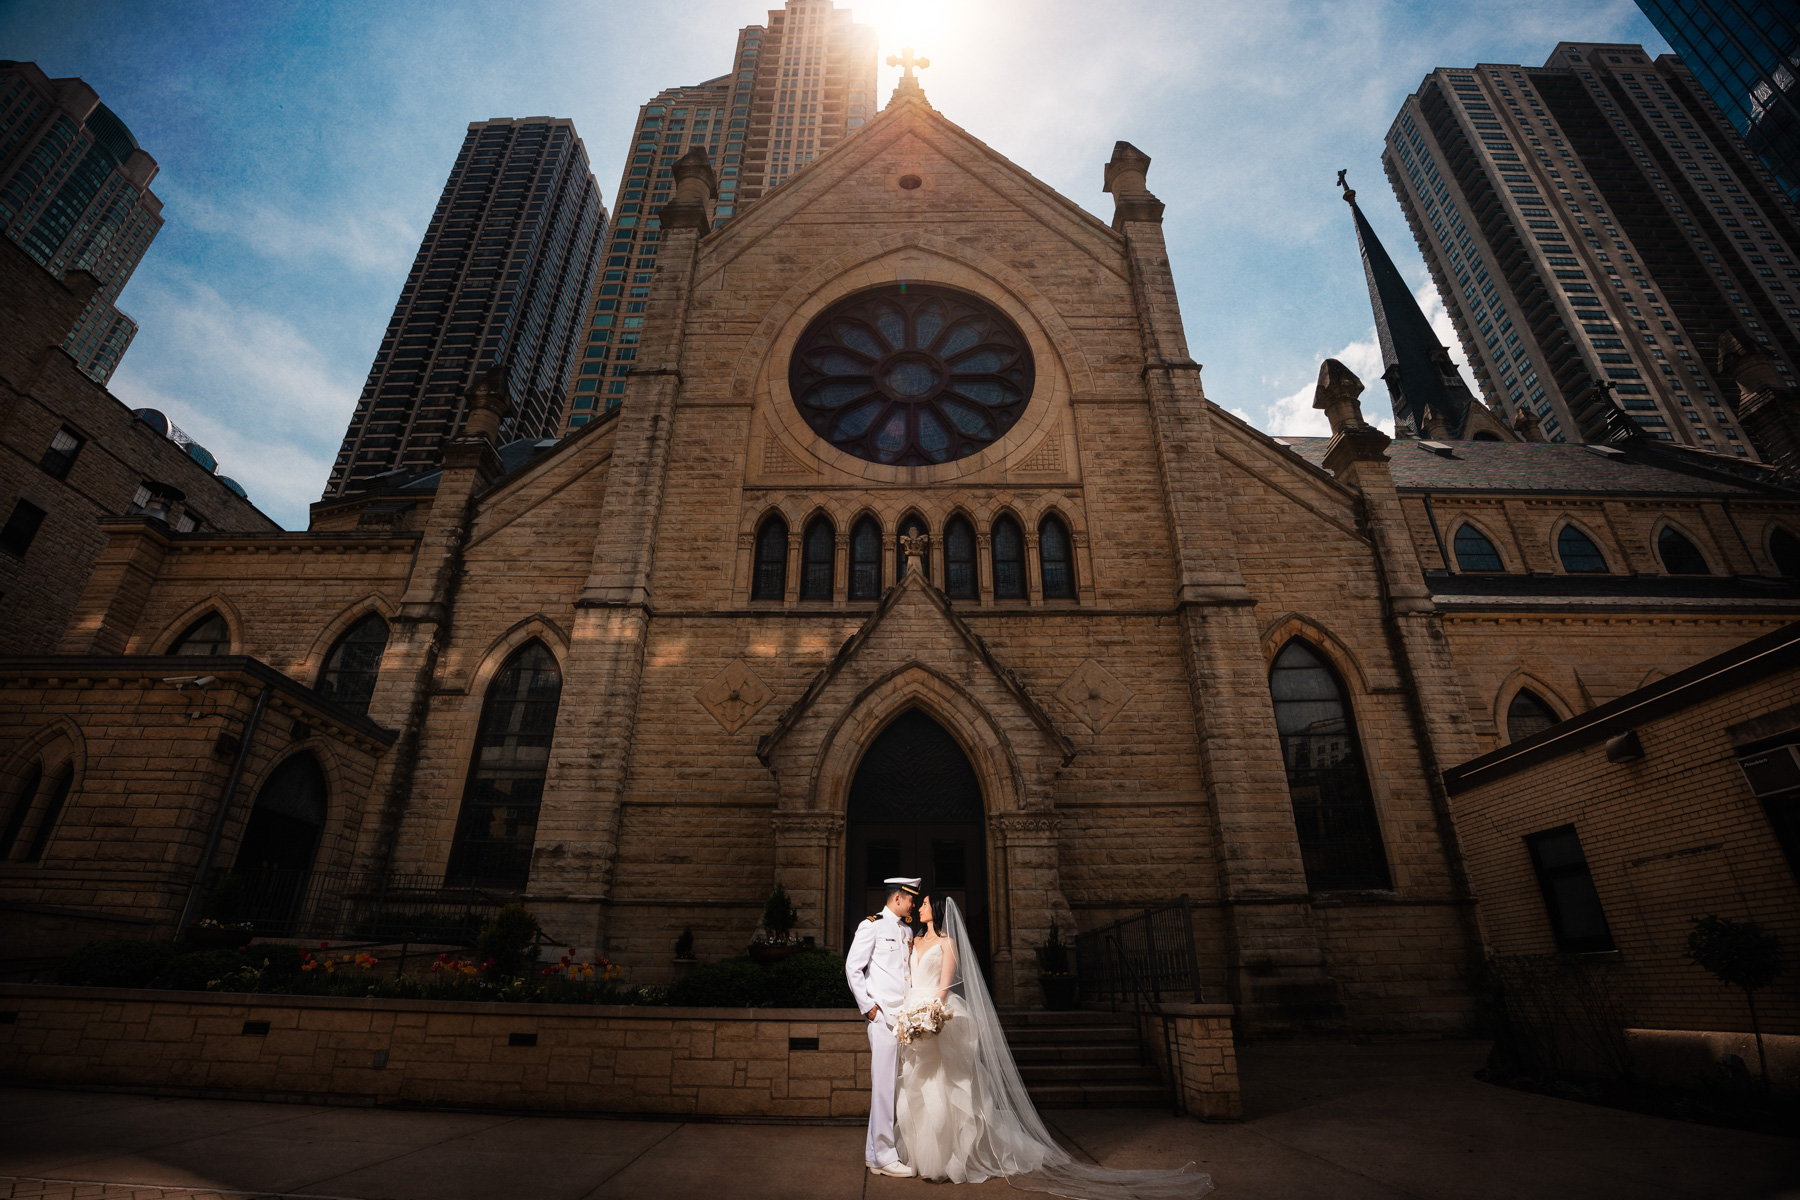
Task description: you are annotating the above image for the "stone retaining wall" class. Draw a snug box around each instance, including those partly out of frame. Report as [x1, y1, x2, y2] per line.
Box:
[0, 984, 869, 1119]
[1138, 1004, 1242, 1121]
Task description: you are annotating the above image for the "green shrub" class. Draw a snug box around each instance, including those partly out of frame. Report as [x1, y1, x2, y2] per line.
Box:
[58, 938, 180, 987]
[666, 956, 771, 1008]
[768, 950, 855, 1008]
[475, 904, 541, 979]
[156, 948, 261, 991]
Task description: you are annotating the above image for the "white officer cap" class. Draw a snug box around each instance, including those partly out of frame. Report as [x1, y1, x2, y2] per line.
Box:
[884, 877, 923, 896]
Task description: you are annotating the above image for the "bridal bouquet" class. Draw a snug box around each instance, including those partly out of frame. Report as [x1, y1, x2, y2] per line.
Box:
[895, 997, 954, 1045]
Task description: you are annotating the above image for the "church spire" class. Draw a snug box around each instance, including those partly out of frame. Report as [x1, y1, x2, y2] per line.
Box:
[1339, 171, 1477, 439]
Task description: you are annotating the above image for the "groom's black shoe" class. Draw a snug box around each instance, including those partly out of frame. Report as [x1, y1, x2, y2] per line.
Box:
[869, 1161, 916, 1178]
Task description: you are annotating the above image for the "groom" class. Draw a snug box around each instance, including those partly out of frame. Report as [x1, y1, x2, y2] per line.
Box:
[845, 875, 919, 1179]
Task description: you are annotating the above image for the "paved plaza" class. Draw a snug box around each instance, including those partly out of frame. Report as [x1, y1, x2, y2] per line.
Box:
[0, 1041, 1794, 1199]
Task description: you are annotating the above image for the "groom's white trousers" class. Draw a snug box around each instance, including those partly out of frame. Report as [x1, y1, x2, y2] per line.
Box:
[864, 1014, 900, 1167]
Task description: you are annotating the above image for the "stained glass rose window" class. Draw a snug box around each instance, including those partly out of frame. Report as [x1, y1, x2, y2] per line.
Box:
[787, 285, 1034, 466]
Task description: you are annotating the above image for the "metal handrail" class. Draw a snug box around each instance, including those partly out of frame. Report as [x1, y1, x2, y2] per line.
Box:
[1108, 929, 1183, 1118]
[1076, 896, 1202, 1006]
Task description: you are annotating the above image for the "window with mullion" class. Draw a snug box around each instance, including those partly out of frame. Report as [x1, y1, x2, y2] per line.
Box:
[446, 642, 562, 889]
[849, 515, 882, 600]
[992, 515, 1025, 599]
[800, 515, 835, 600]
[1039, 514, 1074, 599]
[944, 516, 977, 599]
[1268, 639, 1390, 891]
[753, 514, 789, 600]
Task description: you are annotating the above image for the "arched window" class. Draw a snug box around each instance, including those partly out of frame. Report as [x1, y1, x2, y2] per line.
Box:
[1771, 527, 1800, 578]
[752, 514, 789, 600]
[800, 516, 835, 600]
[944, 516, 977, 600]
[171, 612, 230, 655]
[896, 514, 929, 582]
[1557, 525, 1607, 574]
[0, 762, 41, 859]
[1658, 526, 1710, 575]
[317, 614, 389, 716]
[1268, 639, 1390, 891]
[992, 515, 1025, 599]
[849, 515, 883, 600]
[1039, 515, 1075, 599]
[22, 767, 72, 862]
[447, 642, 563, 889]
[1453, 524, 1504, 573]
[1507, 689, 1560, 742]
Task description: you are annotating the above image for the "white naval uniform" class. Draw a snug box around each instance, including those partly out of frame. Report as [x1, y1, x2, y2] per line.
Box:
[845, 907, 913, 1168]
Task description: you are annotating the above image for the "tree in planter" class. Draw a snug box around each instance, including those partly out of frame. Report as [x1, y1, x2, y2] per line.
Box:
[475, 904, 542, 980]
[1687, 914, 1783, 1089]
[760, 883, 799, 945]
[674, 927, 696, 960]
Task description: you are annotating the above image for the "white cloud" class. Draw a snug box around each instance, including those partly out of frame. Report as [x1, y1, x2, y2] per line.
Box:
[173, 190, 421, 277]
[107, 272, 362, 527]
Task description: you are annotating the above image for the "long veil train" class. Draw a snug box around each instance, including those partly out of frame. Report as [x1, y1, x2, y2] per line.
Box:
[934, 898, 1214, 1199]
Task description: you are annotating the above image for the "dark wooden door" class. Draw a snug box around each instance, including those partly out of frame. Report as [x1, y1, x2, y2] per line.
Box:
[842, 709, 989, 972]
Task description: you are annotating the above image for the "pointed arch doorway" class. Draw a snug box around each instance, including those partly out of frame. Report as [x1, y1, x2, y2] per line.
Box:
[843, 708, 990, 970]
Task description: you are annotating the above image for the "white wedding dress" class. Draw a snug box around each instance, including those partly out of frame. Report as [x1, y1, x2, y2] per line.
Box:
[893, 899, 1213, 1198]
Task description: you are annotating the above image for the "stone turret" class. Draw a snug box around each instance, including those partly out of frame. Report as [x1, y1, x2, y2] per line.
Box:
[658, 146, 718, 236]
[1719, 328, 1800, 475]
[1103, 142, 1165, 229]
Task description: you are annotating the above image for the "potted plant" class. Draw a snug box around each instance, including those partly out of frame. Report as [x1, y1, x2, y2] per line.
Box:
[672, 926, 698, 982]
[186, 874, 257, 948]
[749, 883, 804, 965]
[1036, 921, 1079, 1010]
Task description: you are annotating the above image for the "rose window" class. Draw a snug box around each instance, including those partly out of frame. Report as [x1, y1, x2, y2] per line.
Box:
[788, 285, 1035, 466]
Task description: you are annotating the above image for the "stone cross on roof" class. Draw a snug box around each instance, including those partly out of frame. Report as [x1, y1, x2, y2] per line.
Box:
[887, 46, 930, 79]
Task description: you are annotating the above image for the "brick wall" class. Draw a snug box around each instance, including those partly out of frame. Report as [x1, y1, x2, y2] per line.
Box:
[0, 984, 870, 1118]
[0, 237, 277, 654]
[1448, 663, 1800, 1037]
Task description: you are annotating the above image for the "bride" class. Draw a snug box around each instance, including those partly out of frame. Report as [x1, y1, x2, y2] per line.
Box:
[894, 894, 1213, 1198]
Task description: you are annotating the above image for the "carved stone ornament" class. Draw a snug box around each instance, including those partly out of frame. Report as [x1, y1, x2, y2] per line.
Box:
[696, 659, 774, 734]
[1055, 659, 1133, 733]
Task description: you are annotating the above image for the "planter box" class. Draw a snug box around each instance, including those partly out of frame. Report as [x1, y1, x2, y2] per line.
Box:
[0, 983, 869, 1120]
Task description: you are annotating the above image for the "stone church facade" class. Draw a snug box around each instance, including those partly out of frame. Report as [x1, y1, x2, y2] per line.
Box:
[9, 83, 1800, 1036]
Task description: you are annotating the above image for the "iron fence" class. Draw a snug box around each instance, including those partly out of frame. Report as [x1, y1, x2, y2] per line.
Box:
[197, 868, 503, 945]
[1075, 896, 1203, 1005]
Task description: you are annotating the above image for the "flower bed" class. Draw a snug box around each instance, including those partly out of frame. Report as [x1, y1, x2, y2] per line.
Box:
[54, 938, 855, 1010]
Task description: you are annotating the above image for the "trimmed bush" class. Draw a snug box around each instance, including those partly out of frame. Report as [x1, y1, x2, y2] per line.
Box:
[768, 950, 856, 1008]
[58, 938, 180, 988]
[665, 956, 771, 1008]
[475, 904, 541, 979]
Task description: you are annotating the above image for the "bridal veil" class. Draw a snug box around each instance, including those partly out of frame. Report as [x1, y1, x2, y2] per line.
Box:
[934, 898, 1214, 1199]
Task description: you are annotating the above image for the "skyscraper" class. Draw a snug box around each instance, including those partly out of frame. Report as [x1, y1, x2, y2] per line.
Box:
[1386, 43, 1800, 455]
[0, 61, 163, 385]
[563, 1, 878, 431]
[1635, 0, 1800, 200]
[327, 117, 605, 497]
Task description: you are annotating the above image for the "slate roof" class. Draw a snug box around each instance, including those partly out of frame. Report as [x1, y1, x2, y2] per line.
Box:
[1279, 436, 1794, 497]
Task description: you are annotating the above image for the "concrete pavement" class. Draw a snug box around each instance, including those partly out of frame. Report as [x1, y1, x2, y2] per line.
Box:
[1, 1040, 1793, 1199]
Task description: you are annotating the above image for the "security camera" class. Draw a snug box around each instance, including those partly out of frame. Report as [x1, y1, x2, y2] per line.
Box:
[194, 676, 217, 688]
[162, 675, 216, 691]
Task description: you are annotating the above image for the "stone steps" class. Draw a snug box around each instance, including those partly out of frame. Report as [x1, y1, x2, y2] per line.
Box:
[998, 1009, 1168, 1108]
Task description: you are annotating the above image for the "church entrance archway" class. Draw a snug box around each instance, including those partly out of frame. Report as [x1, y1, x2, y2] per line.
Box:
[844, 708, 989, 971]
[230, 752, 328, 935]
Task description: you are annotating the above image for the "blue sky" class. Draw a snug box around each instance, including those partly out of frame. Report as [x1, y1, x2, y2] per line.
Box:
[4, 0, 1669, 529]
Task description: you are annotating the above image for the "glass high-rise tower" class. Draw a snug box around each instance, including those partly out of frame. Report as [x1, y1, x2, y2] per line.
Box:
[0, 61, 163, 385]
[563, 1, 878, 431]
[1636, 0, 1800, 200]
[1385, 42, 1800, 454]
[327, 117, 605, 497]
